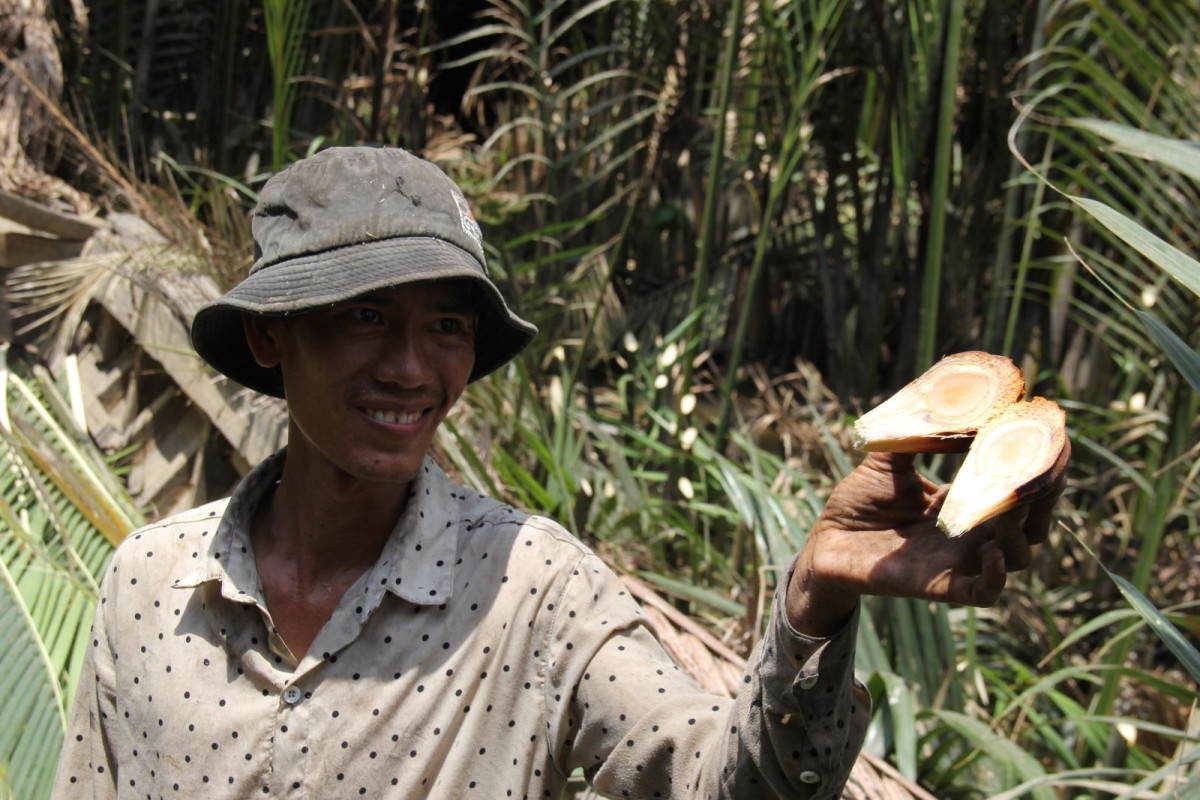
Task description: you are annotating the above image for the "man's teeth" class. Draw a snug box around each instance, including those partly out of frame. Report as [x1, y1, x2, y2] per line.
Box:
[365, 408, 421, 425]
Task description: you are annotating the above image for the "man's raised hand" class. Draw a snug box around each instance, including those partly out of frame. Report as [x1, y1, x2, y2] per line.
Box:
[785, 448, 1067, 638]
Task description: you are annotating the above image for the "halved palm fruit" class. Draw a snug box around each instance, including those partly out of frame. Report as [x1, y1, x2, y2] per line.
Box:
[853, 352, 1025, 453]
[936, 397, 1068, 537]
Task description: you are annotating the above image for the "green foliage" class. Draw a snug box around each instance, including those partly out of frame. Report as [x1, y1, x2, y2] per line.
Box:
[1075, 535, 1200, 685]
[28, 0, 1200, 796]
[0, 348, 135, 800]
[1003, 5, 1200, 782]
[262, 0, 312, 172]
[710, 0, 850, 444]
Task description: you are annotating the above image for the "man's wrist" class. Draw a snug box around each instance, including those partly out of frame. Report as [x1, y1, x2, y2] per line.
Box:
[785, 548, 860, 638]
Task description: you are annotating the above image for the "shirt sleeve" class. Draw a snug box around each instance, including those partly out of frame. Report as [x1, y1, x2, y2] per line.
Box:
[544, 552, 869, 799]
[52, 572, 120, 799]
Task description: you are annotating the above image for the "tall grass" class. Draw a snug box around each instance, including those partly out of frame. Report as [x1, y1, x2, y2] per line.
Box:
[16, 0, 1200, 795]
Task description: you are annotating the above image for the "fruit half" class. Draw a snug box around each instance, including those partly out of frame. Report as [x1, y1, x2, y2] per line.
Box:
[853, 351, 1025, 453]
[936, 397, 1069, 537]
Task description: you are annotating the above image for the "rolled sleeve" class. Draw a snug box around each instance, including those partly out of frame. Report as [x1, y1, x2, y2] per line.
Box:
[549, 552, 869, 799]
[741, 558, 869, 798]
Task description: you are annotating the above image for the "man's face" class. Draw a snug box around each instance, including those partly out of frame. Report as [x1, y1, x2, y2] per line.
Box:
[243, 280, 477, 486]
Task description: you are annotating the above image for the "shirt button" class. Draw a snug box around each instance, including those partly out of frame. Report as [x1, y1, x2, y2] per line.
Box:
[799, 770, 821, 784]
[799, 674, 818, 690]
[283, 686, 302, 704]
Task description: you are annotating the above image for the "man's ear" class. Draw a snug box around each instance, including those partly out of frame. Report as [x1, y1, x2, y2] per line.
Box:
[242, 312, 284, 369]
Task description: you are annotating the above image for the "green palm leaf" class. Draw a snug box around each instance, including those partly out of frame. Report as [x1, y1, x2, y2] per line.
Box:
[1073, 533, 1200, 684]
[0, 348, 138, 800]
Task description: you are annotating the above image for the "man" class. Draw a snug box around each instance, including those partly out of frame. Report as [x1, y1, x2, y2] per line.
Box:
[54, 146, 1064, 799]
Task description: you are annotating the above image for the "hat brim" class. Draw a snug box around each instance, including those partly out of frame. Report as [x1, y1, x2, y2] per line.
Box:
[190, 236, 537, 398]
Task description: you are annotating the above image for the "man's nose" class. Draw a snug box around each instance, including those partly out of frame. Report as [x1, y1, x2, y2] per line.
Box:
[372, 330, 432, 387]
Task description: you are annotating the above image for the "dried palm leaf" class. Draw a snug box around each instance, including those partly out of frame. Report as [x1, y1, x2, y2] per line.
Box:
[0, 0, 92, 214]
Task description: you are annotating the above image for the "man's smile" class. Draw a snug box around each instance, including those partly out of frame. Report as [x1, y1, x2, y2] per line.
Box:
[361, 406, 426, 426]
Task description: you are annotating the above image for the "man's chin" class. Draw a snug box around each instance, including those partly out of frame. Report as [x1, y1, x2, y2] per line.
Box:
[321, 451, 425, 488]
[351, 464, 424, 487]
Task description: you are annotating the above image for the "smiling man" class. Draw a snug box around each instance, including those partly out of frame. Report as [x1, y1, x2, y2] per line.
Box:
[54, 147, 1064, 799]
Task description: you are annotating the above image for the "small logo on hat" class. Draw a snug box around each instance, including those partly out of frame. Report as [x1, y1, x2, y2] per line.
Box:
[452, 190, 483, 251]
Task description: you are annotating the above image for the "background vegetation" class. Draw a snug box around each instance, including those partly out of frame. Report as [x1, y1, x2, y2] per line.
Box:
[2, 0, 1198, 797]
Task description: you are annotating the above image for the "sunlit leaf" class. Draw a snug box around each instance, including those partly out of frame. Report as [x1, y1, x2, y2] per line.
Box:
[635, 571, 745, 618]
[0, 356, 130, 800]
[1070, 197, 1200, 299]
[1071, 118, 1200, 182]
[1135, 311, 1200, 395]
[1073, 532, 1200, 684]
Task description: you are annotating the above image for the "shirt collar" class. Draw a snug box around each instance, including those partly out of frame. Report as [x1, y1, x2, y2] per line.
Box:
[369, 456, 459, 606]
[175, 449, 460, 608]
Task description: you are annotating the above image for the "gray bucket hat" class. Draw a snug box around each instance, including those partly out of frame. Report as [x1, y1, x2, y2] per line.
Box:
[191, 146, 537, 398]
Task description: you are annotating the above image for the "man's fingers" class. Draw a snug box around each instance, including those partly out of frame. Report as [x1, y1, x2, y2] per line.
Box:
[909, 539, 1006, 607]
[863, 452, 940, 495]
[853, 523, 985, 601]
[823, 451, 936, 531]
[959, 544, 1007, 607]
[1024, 474, 1066, 546]
[924, 483, 951, 516]
[993, 505, 1033, 571]
[820, 434, 1069, 608]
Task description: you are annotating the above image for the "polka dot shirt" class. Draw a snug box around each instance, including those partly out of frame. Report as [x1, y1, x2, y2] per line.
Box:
[54, 451, 868, 799]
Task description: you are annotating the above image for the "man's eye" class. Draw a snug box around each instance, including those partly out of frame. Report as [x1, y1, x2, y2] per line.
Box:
[434, 317, 470, 334]
[347, 308, 383, 325]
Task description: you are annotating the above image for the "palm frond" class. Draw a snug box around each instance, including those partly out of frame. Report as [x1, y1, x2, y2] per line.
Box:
[0, 346, 136, 800]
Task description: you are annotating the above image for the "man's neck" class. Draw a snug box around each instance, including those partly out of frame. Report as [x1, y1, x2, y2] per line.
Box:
[253, 452, 412, 586]
[247, 452, 414, 660]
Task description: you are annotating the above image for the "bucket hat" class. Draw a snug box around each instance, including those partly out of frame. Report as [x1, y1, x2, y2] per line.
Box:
[190, 146, 537, 398]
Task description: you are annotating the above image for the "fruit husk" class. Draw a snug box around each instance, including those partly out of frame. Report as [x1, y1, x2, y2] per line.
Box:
[853, 351, 1025, 453]
[936, 397, 1068, 537]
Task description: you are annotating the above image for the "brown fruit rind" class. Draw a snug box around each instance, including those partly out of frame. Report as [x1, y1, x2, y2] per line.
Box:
[852, 351, 1025, 453]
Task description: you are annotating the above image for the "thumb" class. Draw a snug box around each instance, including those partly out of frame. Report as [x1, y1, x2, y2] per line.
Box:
[860, 451, 918, 474]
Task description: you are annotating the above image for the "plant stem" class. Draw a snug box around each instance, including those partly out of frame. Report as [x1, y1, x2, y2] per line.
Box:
[263, 0, 310, 171]
[984, 0, 1051, 352]
[678, 0, 744, 403]
[1002, 135, 1055, 356]
[916, 0, 964, 371]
